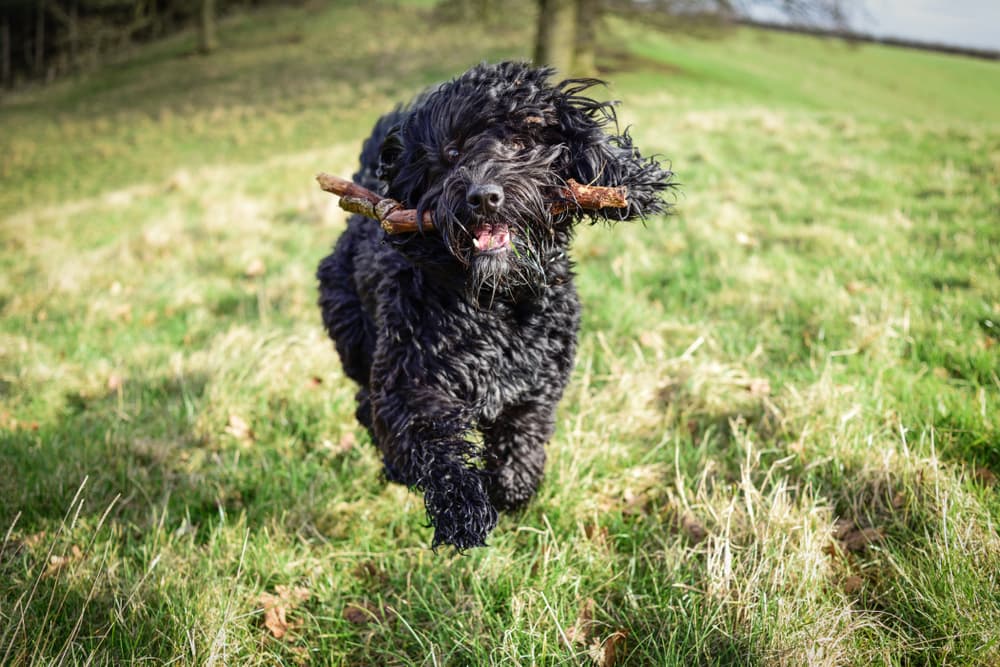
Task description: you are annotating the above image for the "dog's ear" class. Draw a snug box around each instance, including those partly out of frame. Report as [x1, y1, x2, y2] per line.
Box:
[556, 82, 673, 222]
[377, 125, 403, 184]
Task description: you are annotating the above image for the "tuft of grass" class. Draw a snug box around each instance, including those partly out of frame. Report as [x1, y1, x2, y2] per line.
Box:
[2, 2, 999, 664]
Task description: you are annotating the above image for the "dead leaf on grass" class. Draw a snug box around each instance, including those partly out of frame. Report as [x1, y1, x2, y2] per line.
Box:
[320, 432, 355, 456]
[225, 414, 255, 443]
[584, 523, 608, 546]
[843, 527, 884, 552]
[747, 378, 771, 397]
[44, 545, 83, 578]
[107, 373, 124, 391]
[564, 598, 595, 647]
[681, 513, 708, 544]
[843, 575, 863, 594]
[845, 281, 871, 295]
[24, 531, 47, 547]
[638, 331, 660, 349]
[829, 519, 885, 555]
[343, 600, 384, 625]
[245, 258, 266, 278]
[258, 585, 311, 640]
[975, 467, 998, 487]
[589, 630, 628, 666]
[832, 518, 855, 540]
[891, 491, 906, 509]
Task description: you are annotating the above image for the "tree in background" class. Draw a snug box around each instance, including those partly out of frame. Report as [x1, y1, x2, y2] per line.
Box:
[534, 0, 852, 75]
[0, 0, 278, 89]
[199, 0, 217, 54]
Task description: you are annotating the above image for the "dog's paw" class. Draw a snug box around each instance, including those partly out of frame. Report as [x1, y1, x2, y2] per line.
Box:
[487, 465, 541, 512]
[422, 466, 498, 551]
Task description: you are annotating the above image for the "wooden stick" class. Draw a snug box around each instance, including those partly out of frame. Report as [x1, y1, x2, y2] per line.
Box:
[316, 172, 629, 234]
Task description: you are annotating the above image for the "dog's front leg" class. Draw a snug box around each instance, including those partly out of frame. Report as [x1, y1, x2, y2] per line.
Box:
[370, 384, 498, 550]
[482, 401, 555, 512]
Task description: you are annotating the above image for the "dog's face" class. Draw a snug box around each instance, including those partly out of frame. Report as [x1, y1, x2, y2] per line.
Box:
[378, 61, 672, 299]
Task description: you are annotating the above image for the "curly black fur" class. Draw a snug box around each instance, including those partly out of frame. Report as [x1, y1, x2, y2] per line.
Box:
[317, 61, 673, 550]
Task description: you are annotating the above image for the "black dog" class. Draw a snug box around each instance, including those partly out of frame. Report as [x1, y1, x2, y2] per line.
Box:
[317, 61, 672, 549]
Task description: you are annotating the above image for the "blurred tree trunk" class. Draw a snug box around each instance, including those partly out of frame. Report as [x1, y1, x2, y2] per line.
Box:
[45, 1, 80, 69]
[573, 0, 600, 75]
[1, 14, 10, 88]
[68, 0, 78, 68]
[534, 0, 577, 75]
[34, 0, 45, 76]
[198, 0, 217, 54]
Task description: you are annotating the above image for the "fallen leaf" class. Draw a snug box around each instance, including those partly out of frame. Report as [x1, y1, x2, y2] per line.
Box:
[107, 373, 124, 391]
[114, 304, 133, 322]
[843, 575, 863, 594]
[245, 258, 266, 278]
[841, 527, 884, 553]
[681, 513, 707, 544]
[261, 599, 292, 639]
[275, 585, 310, 604]
[338, 432, 356, 452]
[975, 467, 998, 486]
[832, 518, 855, 540]
[845, 281, 870, 294]
[320, 432, 355, 456]
[343, 600, 383, 625]
[590, 630, 628, 666]
[891, 491, 906, 509]
[638, 331, 659, 349]
[288, 645, 311, 666]
[24, 531, 47, 547]
[225, 414, 254, 442]
[564, 598, 595, 647]
[584, 523, 608, 546]
[747, 378, 771, 397]
[257, 585, 310, 640]
[622, 487, 649, 516]
[354, 561, 378, 580]
[44, 545, 83, 577]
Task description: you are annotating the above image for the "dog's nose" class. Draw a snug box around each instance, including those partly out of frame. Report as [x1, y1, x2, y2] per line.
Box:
[466, 183, 505, 214]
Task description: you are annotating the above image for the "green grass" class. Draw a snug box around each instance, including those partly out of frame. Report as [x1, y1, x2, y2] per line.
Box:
[2, 3, 999, 664]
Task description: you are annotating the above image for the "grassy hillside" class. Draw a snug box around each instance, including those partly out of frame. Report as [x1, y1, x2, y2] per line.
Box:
[2, 2, 999, 664]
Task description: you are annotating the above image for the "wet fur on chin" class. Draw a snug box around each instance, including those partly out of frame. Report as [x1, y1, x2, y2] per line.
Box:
[316, 61, 674, 550]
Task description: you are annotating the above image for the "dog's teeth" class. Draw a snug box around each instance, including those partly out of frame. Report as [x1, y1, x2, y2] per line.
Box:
[473, 237, 481, 249]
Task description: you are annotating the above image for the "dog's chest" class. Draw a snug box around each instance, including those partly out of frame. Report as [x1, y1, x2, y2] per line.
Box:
[418, 294, 577, 416]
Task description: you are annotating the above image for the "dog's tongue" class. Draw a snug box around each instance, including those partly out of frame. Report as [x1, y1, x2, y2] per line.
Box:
[472, 223, 511, 252]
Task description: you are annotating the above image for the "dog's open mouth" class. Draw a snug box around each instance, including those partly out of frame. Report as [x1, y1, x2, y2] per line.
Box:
[472, 223, 511, 254]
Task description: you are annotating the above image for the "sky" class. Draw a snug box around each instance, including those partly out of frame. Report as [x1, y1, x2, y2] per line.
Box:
[749, 0, 1000, 52]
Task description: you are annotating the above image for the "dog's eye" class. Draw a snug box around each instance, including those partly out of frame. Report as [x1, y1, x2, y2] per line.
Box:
[444, 146, 461, 163]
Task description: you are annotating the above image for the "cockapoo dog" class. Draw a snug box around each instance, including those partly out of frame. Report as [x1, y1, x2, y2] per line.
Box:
[317, 61, 672, 549]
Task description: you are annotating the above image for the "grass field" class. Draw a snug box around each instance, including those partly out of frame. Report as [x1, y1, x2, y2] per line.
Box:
[2, 2, 999, 664]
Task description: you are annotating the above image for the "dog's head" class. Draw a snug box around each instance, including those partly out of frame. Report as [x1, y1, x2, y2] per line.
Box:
[377, 61, 673, 300]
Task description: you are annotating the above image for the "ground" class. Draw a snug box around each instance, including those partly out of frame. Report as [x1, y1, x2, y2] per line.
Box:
[1, 2, 999, 664]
